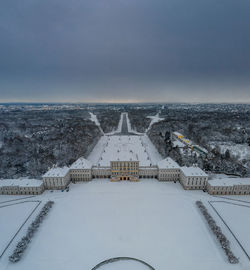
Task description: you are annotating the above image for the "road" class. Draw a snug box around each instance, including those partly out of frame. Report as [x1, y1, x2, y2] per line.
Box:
[120, 113, 129, 135]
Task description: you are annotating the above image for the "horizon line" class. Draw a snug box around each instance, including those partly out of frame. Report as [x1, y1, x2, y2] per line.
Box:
[0, 101, 250, 105]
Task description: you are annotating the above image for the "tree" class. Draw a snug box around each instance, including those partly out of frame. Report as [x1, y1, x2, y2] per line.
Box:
[225, 149, 231, 160]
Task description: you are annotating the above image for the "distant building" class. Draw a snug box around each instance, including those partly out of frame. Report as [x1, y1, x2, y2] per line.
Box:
[172, 131, 208, 157]
[0, 179, 44, 195]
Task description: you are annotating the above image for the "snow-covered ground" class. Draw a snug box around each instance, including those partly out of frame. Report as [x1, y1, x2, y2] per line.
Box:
[98, 260, 150, 270]
[0, 201, 39, 256]
[0, 180, 249, 270]
[211, 201, 250, 258]
[145, 113, 164, 133]
[87, 135, 162, 167]
[89, 112, 104, 134]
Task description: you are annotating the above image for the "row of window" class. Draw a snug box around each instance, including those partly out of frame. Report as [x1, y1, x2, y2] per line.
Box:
[186, 179, 205, 185]
[159, 173, 179, 177]
[210, 191, 250, 195]
[112, 172, 138, 176]
[0, 191, 41, 195]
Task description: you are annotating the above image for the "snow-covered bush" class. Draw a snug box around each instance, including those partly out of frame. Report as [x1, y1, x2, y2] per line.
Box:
[196, 201, 239, 264]
[9, 201, 54, 263]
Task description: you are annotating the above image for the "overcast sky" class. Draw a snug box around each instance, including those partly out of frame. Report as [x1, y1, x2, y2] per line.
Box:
[0, 0, 250, 103]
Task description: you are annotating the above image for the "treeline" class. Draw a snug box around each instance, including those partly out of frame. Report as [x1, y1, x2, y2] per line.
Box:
[0, 109, 101, 179]
[148, 108, 250, 176]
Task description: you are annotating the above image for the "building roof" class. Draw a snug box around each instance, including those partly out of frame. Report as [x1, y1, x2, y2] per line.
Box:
[157, 157, 180, 169]
[70, 157, 92, 169]
[180, 166, 207, 177]
[172, 140, 185, 148]
[173, 131, 183, 137]
[43, 166, 70, 178]
[0, 178, 43, 187]
[209, 178, 250, 187]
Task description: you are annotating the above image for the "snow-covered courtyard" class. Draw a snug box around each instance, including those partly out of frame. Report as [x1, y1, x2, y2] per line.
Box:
[88, 135, 162, 167]
[0, 180, 250, 270]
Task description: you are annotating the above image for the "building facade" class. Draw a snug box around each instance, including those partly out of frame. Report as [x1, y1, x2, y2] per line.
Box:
[70, 157, 92, 182]
[0, 179, 44, 195]
[157, 158, 180, 181]
[180, 166, 208, 190]
[111, 160, 139, 181]
[207, 178, 250, 195]
[43, 166, 71, 190]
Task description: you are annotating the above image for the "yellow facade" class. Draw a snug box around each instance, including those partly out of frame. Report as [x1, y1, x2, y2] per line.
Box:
[110, 161, 139, 181]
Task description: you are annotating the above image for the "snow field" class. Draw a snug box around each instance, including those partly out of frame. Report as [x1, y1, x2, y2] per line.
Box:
[210, 201, 250, 259]
[88, 135, 162, 167]
[96, 260, 151, 270]
[0, 201, 39, 256]
[1, 180, 247, 270]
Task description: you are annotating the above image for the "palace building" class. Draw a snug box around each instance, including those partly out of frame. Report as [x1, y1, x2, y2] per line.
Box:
[111, 160, 139, 181]
[42, 135, 209, 190]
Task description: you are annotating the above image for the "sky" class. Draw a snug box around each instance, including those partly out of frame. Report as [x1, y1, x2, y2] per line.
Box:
[0, 0, 250, 103]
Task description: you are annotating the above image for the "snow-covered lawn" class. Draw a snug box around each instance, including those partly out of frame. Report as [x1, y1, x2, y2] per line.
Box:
[97, 259, 151, 270]
[211, 201, 250, 259]
[1, 180, 249, 270]
[0, 195, 34, 203]
[0, 201, 39, 256]
[88, 135, 162, 166]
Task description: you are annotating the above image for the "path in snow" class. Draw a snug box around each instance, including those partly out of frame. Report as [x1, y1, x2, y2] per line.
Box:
[145, 112, 164, 133]
[89, 112, 104, 135]
[114, 113, 139, 136]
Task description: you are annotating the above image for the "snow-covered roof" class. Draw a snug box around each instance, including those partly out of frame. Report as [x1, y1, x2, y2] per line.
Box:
[70, 157, 92, 169]
[180, 166, 207, 177]
[173, 140, 185, 148]
[173, 131, 183, 137]
[209, 178, 250, 187]
[0, 178, 43, 187]
[193, 145, 208, 154]
[43, 166, 70, 178]
[157, 157, 180, 169]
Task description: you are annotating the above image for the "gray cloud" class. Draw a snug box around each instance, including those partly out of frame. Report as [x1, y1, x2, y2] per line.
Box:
[0, 0, 250, 102]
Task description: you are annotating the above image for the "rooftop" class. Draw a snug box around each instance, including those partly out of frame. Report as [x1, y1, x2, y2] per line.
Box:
[43, 166, 70, 178]
[70, 157, 92, 169]
[180, 166, 208, 177]
[0, 178, 43, 187]
[173, 131, 183, 137]
[157, 157, 180, 169]
[209, 178, 250, 187]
